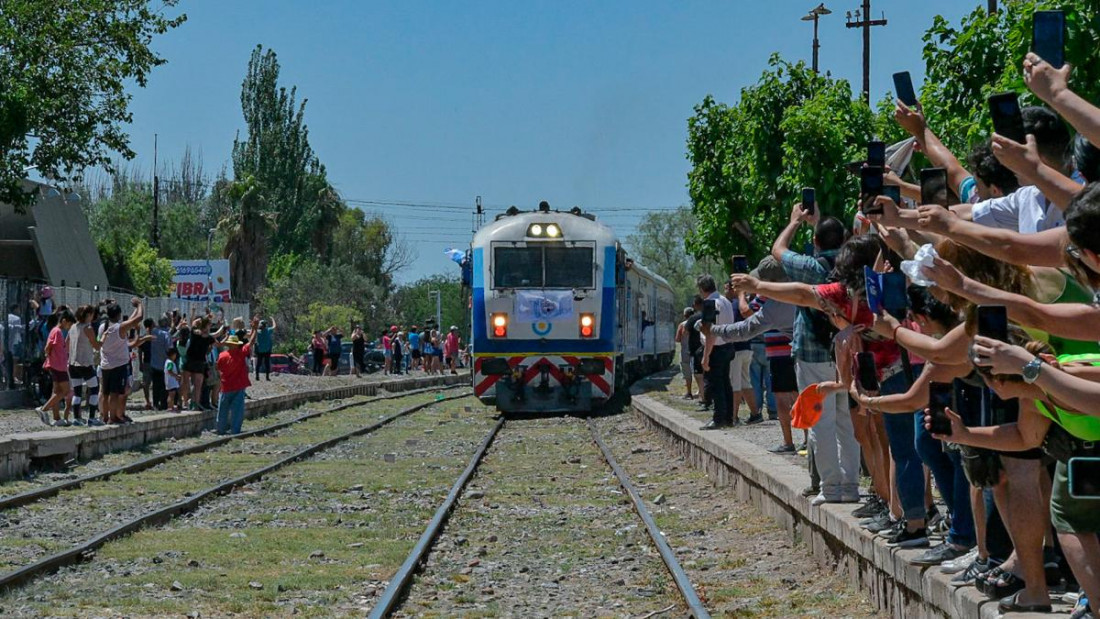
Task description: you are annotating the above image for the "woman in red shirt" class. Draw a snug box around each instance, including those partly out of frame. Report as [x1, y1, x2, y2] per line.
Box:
[38, 309, 76, 426]
[216, 318, 258, 435]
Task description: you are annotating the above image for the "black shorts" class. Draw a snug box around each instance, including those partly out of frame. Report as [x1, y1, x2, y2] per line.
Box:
[768, 356, 797, 393]
[102, 365, 128, 395]
[691, 351, 704, 374]
[183, 360, 206, 374]
[329, 354, 340, 367]
[68, 365, 95, 381]
[411, 350, 422, 359]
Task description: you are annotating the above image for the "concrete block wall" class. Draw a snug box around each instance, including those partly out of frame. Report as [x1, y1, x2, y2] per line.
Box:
[632, 393, 999, 619]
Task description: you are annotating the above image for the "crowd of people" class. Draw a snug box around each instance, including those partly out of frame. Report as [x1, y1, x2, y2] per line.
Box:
[678, 52, 1100, 618]
[30, 298, 266, 436]
[304, 323, 468, 377]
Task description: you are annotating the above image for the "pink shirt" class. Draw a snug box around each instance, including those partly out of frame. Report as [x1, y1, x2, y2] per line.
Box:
[382, 335, 392, 351]
[44, 326, 68, 372]
[445, 332, 459, 356]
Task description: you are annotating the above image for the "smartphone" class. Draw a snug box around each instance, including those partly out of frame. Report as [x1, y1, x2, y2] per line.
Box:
[732, 255, 750, 274]
[988, 93, 1026, 144]
[1032, 10, 1066, 70]
[1068, 457, 1100, 499]
[883, 185, 902, 206]
[881, 272, 908, 318]
[920, 167, 949, 207]
[802, 187, 816, 215]
[857, 352, 879, 393]
[893, 71, 918, 107]
[865, 267, 883, 314]
[861, 166, 884, 213]
[702, 299, 717, 324]
[928, 382, 954, 436]
[977, 305, 1009, 342]
[868, 141, 886, 168]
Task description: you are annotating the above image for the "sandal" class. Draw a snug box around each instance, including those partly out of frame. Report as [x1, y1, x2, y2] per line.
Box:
[976, 566, 1005, 595]
[998, 592, 1052, 613]
[988, 571, 1027, 599]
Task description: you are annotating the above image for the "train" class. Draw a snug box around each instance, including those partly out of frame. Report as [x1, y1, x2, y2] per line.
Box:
[469, 201, 676, 413]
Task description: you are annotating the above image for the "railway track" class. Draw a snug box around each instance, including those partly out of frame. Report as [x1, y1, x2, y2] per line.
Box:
[0, 383, 463, 511]
[0, 389, 471, 593]
[370, 415, 710, 618]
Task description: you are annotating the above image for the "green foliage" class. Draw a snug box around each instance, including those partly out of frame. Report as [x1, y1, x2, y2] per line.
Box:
[253, 260, 387, 352]
[624, 207, 722, 305]
[390, 275, 467, 336]
[0, 0, 185, 209]
[125, 240, 173, 296]
[687, 57, 869, 264]
[919, 1, 1100, 156]
[299, 302, 361, 337]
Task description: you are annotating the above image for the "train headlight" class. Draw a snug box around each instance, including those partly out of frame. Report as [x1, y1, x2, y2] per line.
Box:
[579, 313, 595, 338]
[529, 224, 543, 237]
[545, 224, 560, 238]
[491, 313, 508, 337]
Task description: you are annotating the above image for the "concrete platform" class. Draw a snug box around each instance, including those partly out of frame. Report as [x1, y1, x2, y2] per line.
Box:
[0, 373, 468, 483]
[632, 393, 1071, 619]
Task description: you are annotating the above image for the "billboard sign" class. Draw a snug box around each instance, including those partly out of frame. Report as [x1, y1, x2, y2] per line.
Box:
[170, 260, 232, 302]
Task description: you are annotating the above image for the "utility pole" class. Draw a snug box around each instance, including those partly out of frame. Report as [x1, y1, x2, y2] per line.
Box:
[151, 134, 160, 249]
[845, 0, 887, 103]
[988, 0, 997, 14]
[473, 195, 483, 233]
[801, 4, 832, 74]
[428, 290, 442, 332]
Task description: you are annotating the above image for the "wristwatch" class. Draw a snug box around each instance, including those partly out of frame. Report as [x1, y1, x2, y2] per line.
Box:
[1022, 357, 1043, 384]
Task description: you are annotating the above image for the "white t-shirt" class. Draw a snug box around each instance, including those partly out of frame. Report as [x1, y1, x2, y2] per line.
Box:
[98, 322, 129, 370]
[971, 185, 1065, 233]
[707, 292, 737, 346]
[164, 359, 180, 390]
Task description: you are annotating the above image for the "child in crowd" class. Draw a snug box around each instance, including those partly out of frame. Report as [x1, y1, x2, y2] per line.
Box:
[164, 347, 181, 413]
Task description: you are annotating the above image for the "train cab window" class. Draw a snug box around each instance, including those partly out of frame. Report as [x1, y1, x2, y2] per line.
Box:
[544, 247, 593, 288]
[492, 244, 595, 289]
[494, 247, 543, 288]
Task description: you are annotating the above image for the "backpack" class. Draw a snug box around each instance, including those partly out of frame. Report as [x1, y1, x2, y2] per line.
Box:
[804, 255, 840, 351]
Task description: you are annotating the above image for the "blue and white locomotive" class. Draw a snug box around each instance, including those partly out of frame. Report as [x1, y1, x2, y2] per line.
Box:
[470, 201, 676, 413]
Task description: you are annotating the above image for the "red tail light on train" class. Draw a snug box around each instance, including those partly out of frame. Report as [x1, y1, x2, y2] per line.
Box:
[579, 313, 595, 338]
[491, 313, 508, 337]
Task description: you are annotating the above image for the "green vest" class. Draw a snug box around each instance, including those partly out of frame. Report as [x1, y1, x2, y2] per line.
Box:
[1033, 353, 1100, 441]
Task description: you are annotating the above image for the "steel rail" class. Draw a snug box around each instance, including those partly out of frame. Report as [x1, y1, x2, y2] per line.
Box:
[587, 418, 711, 619]
[368, 416, 506, 619]
[0, 392, 471, 593]
[0, 384, 463, 512]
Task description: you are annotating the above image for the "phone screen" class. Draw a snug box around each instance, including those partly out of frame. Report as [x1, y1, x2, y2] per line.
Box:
[868, 141, 886, 168]
[989, 93, 1026, 144]
[861, 166, 884, 213]
[893, 71, 918, 107]
[1032, 10, 1066, 70]
[732, 255, 749, 274]
[883, 185, 901, 206]
[928, 382, 954, 435]
[858, 352, 879, 393]
[702, 299, 717, 324]
[1069, 457, 1100, 499]
[920, 167, 949, 207]
[802, 187, 816, 215]
[977, 305, 1009, 342]
[881, 272, 908, 318]
[865, 267, 883, 314]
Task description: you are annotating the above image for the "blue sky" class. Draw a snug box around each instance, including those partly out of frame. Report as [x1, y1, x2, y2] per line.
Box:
[122, 0, 980, 281]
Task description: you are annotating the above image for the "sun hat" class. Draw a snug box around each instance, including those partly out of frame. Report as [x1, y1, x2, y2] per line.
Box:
[751, 256, 789, 284]
[450, 325, 458, 331]
[223, 334, 245, 347]
[790, 384, 825, 430]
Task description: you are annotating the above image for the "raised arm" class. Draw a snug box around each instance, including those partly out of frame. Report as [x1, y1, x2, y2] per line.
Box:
[934, 402, 1050, 452]
[871, 314, 970, 365]
[973, 336, 1100, 418]
[895, 101, 973, 199]
[990, 134, 1080, 210]
[120, 298, 144, 333]
[1025, 53, 1100, 149]
[730, 275, 818, 310]
[924, 257, 1100, 341]
[917, 206, 1068, 268]
[852, 362, 969, 413]
[771, 202, 816, 262]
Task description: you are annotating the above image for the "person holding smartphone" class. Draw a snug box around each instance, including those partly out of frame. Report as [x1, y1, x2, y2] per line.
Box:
[934, 335, 1100, 615]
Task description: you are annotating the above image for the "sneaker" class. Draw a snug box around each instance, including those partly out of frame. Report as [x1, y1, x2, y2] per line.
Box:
[769, 443, 796, 454]
[953, 557, 995, 585]
[745, 414, 765, 425]
[87, 418, 105, 427]
[810, 493, 842, 506]
[941, 548, 980, 574]
[36, 407, 50, 426]
[801, 485, 820, 498]
[852, 497, 886, 519]
[767, 410, 779, 421]
[58, 419, 71, 427]
[797, 441, 808, 451]
[912, 542, 972, 566]
[71, 417, 85, 427]
[1070, 594, 1092, 619]
[884, 527, 930, 549]
[862, 512, 897, 533]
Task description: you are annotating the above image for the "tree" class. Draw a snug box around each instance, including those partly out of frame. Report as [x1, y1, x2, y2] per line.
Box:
[330, 208, 413, 290]
[231, 45, 341, 260]
[624, 207, 722, 305]
[0, 0, 185, 209]
[126, 240, 173, 296]
[391, 274, 467, 336]
[687, 57, 870, 264]
[219, 176, 271, 301]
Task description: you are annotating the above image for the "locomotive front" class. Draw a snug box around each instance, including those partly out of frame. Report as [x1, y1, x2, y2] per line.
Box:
[470, 204, 618, 413]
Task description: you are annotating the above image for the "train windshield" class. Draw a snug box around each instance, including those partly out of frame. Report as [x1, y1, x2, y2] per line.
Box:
[493, 245, 594, 289]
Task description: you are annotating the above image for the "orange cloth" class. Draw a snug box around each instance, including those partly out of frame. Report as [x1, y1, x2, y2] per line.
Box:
[791, 384, 825, 430]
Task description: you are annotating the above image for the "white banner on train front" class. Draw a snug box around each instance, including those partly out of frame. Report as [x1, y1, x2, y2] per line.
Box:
[515, 290, 574, 321]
